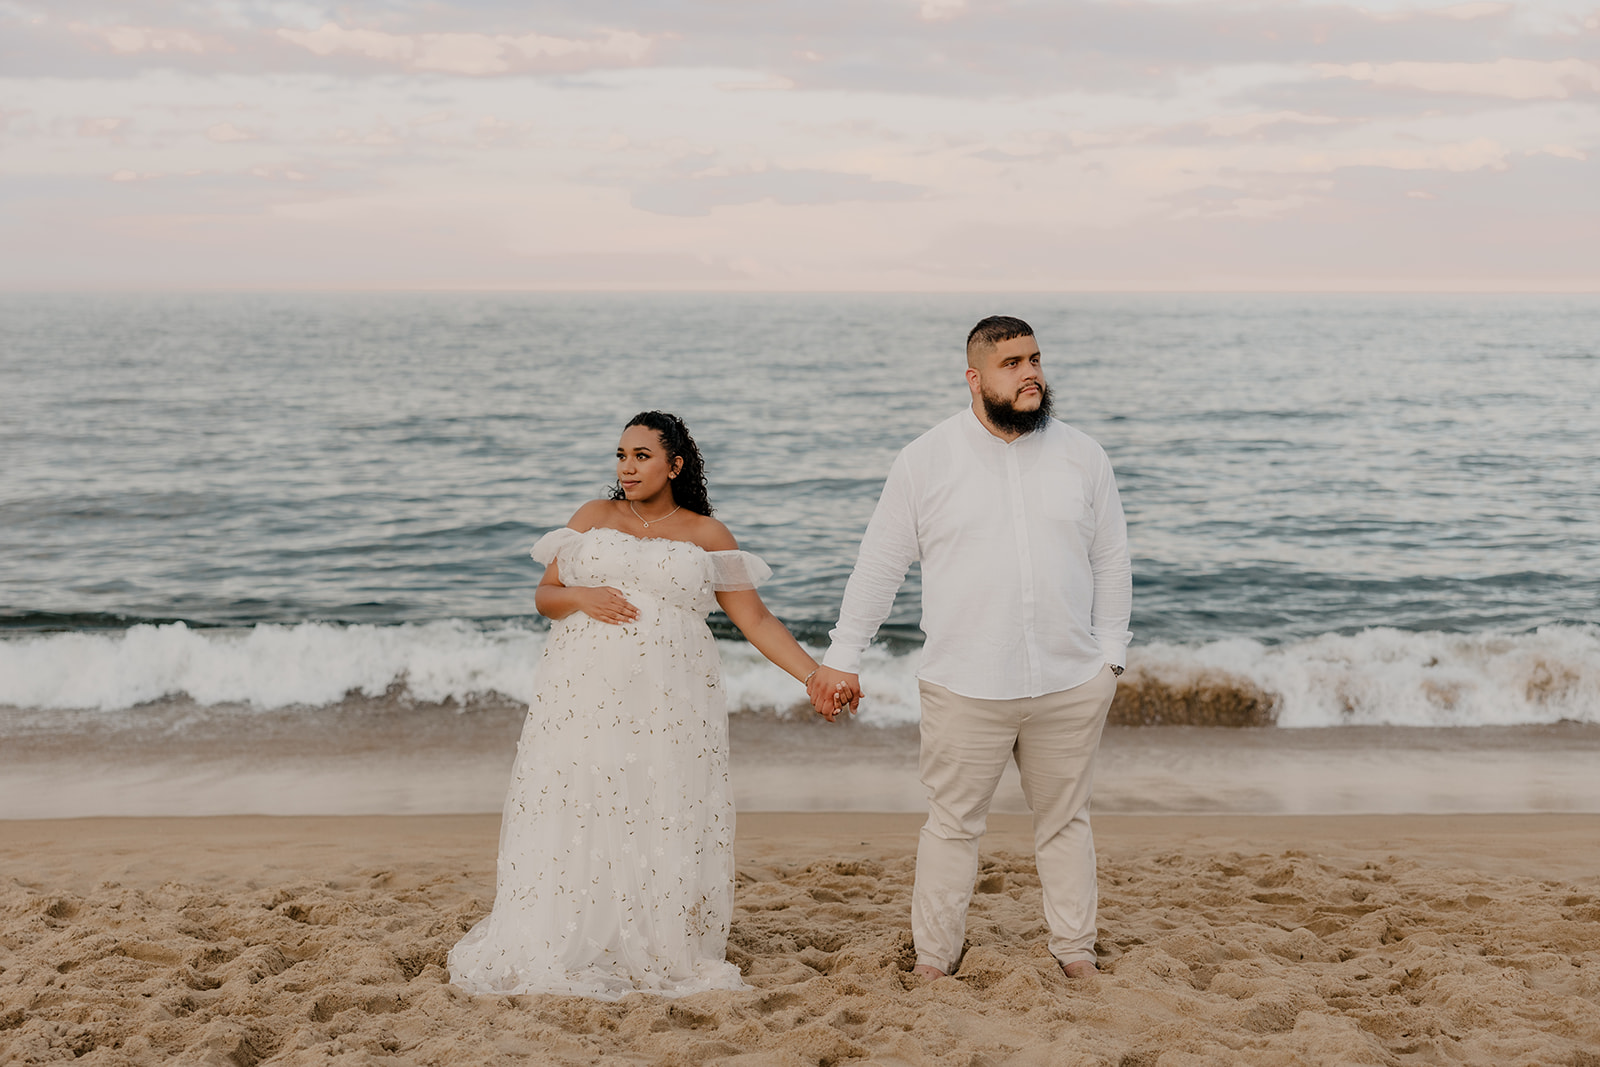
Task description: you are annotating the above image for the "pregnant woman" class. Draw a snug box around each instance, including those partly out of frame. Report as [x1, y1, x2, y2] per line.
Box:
[449, 411, 845, 999]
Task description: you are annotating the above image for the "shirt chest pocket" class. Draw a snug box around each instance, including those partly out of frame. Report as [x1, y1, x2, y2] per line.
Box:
[1043, 494, 1096, 538]
[1038, 463, 1096, 531]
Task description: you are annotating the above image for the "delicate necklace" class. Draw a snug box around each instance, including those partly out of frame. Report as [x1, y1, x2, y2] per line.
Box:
[629, 500, 682, 528]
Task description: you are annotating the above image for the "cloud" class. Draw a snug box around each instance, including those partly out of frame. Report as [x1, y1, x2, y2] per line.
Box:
[714, 75, 796, 91]
[1314, 59, 1600, 100]
[969, 131, 1078, 163]
[1295, 136, 1511, 173]
[5, 0, 1597, 290]
[908, 155, 1600, 288]
[275, 23, 652, 75]
[630, 168, 926, 217]
[207, 122, 255, 142]
[77, 117, 126, 137]
[329, 120, 402, 147]
[1433, 2, 1514, 20]
[2, 0, 1540, 98]
[1163, 181, 1329, 221]
[1537, 143, 1589, 161]
[68, 22, 226, 56]
[1131, 110, 1357, 147]
[618, 0, 1533, 98]
[248, 166, 310, 181]
[0, 109, 31, 136]
[1205, 111, 1345, 139]
[918, 0, 968, 21]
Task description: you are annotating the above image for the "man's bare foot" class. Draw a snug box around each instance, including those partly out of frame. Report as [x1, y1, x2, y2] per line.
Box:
[911, 964, 947, 980]
[1061, 960, 1098, 979]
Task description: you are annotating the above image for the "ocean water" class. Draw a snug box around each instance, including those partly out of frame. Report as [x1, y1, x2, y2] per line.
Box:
[2, 293, 1598, 734]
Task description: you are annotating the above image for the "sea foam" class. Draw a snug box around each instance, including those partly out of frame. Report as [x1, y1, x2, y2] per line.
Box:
[1, 621, 1596, 728]
[1131, 626, 1600, 728]
[0, 621, 540, 715]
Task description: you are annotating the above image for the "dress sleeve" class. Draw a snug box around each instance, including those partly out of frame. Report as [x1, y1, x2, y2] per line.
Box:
[530, 527, 585, 566]
[708, 550, 773, 591]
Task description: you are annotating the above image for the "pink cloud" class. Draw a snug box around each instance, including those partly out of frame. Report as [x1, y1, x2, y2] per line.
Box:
[1315, 59, 1600, 100]
[1294, 137, 1511, 173]
[274, 23, 653, 75]
[78, 117, 127, 137]
[69, 22, 228, 56]
[206, 122, 255, 143]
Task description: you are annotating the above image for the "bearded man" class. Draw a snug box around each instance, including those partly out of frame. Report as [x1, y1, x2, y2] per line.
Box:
[808, 314, 1132, 980]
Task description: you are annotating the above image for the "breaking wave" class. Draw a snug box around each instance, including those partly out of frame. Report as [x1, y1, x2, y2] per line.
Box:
[1, 621, 1596, 729]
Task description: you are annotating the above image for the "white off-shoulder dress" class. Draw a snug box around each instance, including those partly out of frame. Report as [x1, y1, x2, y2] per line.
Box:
[448, 526, 771, 1000]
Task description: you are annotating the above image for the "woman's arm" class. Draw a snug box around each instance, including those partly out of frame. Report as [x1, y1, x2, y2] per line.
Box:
[714, 589, 813, 681]
[534, 560, 639, 624]
[534, 502, 639, 624]
[716, 588, 848, 721]
[691, 515, 847, 720]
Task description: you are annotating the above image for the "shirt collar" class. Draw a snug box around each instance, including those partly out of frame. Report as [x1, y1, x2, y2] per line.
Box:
[962, 404, 1049, 449]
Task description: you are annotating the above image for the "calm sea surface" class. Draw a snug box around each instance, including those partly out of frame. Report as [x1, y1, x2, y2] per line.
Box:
[2, 293, 1597, 729]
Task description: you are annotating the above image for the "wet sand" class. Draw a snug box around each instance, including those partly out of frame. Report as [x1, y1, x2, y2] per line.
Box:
[3, 698, 1600, 818]
[3, 812, 1598, 1065]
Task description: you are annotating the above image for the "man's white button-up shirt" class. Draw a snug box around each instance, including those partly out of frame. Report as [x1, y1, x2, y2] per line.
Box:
[823, 407, 1132, 701]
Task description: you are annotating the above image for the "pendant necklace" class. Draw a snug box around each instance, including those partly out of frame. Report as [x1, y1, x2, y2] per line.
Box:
[629, 501, 682, 528]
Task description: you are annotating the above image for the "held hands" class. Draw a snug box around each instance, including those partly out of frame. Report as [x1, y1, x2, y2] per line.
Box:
[577, 586, 639, 625]
[806, 665, 862, 723]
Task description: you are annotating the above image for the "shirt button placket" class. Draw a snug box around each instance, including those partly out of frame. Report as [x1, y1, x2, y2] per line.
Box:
[1005, 444, 1040, 694]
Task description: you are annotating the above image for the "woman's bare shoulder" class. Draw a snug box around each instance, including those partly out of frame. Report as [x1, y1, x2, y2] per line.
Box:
[684, 513, 738, 552]
[567, 499, 623, 531]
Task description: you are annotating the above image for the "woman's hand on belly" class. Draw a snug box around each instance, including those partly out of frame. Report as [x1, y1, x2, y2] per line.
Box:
[571, 586, 640, 625]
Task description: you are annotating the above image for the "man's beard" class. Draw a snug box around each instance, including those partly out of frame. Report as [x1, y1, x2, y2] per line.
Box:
[981, 380, 1053, 435]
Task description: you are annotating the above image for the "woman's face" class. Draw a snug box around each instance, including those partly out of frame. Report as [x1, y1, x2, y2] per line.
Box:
[616, 425, 681, 504]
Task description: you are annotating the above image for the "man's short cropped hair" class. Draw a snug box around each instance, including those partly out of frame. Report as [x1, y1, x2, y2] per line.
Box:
[966, 315, 1035, 362]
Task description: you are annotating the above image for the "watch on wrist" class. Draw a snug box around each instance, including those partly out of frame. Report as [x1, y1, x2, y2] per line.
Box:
[1110, 665, 1124, 677]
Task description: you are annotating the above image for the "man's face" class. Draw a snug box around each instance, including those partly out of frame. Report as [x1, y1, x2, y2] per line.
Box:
[973, 334, 1045, 409]
[968, 334, 1052, 435]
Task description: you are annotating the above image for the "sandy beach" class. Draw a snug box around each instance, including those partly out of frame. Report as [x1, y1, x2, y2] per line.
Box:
[4, 812, 1597, 1065]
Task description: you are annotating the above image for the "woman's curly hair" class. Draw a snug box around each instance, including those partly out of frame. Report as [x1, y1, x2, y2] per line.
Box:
[609, 411, 714, 516]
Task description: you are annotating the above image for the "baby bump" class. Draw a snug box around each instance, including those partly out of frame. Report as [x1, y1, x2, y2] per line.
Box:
[536, 611, 724, 724]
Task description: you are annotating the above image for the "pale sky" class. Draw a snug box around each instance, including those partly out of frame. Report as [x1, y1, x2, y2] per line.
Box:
[2, 0, 1597, 290]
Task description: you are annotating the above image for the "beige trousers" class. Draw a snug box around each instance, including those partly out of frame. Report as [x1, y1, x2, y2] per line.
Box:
[911, 666, 1118, 972]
